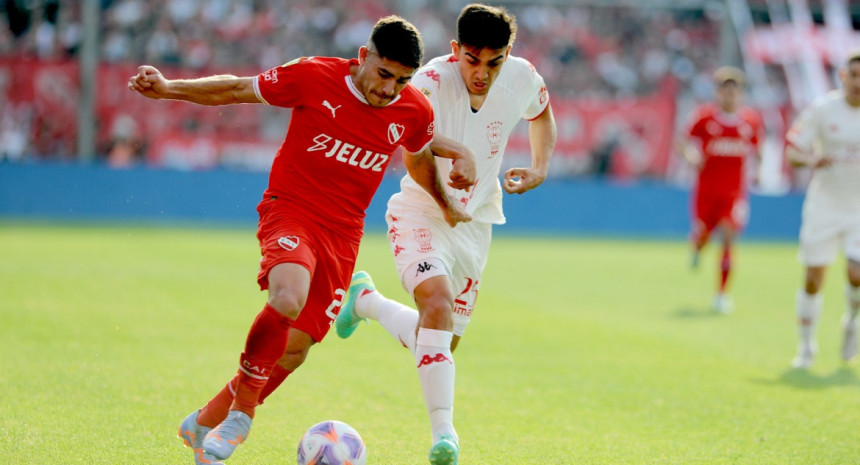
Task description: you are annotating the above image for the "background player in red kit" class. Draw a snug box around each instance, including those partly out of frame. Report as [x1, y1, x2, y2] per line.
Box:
[127, 16, 475, 465]
[678, 66, 763, 313]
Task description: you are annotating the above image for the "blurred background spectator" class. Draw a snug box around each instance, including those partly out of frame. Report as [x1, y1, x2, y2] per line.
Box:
[1, 0, 859, 191]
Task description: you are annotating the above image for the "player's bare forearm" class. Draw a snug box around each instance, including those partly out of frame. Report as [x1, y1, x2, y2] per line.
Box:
[528, 104, 556, 178]
[429, 134, 476, 191]
[127, 65, 259, 106]
[504, 105, 556, 195]
[404, 148, 471, 227]
[785, 145, 831, 168]
[676, 138, 702, 167]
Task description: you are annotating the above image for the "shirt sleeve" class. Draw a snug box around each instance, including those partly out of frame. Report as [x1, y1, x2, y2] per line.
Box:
[749, 110, 764, 150]
[401, 97, 435, 154]
[253, 57, 315, 108]
[786, 101, 820, 154]
[522, 60, 550, 121]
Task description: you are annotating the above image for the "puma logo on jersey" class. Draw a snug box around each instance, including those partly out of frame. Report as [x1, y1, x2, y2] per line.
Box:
[307, 134, 389, 172]
[322, 100, 341, 118]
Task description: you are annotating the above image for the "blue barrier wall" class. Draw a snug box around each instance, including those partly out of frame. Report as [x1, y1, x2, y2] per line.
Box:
[0, 163, 804, 240]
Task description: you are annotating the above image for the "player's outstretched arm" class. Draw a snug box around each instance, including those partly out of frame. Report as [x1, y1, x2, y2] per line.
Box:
[404, 147, 471, 228]
[786, 145, 833, 169]
[676, 137, 703, 168]
[429, 134, 476, 191]
[127, 65, 260, 106]
[504, 104, 556, 195]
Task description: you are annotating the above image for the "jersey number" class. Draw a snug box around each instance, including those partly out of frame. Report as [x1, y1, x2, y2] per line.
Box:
[325, 289, 347, 324]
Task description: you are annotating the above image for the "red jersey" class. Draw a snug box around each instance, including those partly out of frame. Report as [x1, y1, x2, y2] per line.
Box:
[253, 56, 434, 233]
[686, 103, 762, 197]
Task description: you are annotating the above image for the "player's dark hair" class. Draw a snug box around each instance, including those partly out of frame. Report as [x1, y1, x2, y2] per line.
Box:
[847, 49, 860, 67]
[457, 3, 517, 50]
[368, 15, 424, 69]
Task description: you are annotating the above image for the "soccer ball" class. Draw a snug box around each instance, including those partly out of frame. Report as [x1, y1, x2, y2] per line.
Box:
[296, 420, 367, 465]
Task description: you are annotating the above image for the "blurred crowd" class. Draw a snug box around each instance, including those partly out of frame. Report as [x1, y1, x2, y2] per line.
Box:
[0, 0, 731, 166]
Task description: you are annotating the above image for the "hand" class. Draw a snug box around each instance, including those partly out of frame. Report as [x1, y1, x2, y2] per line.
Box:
[503, 167, 546, 195]
[127, 65, 168, 99]
[448, 150, 476, 192]
[442, 199, 472, 228]
[813, 156, 834, 169]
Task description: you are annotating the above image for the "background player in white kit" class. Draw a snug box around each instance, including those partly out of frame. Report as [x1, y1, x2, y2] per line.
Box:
[335, 4, 556, 464]
[786, 50, 860, 369]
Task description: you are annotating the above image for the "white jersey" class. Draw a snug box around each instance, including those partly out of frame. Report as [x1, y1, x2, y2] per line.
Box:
[395, 54, 549, 224]
[787, 90, 860, 214]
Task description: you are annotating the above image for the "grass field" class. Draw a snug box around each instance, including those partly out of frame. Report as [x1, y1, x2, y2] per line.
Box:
[1, 222, 857, 464]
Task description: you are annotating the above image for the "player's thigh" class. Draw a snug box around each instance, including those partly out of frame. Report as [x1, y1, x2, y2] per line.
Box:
[798, 211, 842, 267]
[693, 193, 721, 233]
[293, 230, 359, 343]
[843, 220, 860, 264]
[449, 221, 492, 337]
[256, 202, 319, 292]
[728, 197, 749, 231]
[385, 205, 455, 297]
[267, 263, 312, 317]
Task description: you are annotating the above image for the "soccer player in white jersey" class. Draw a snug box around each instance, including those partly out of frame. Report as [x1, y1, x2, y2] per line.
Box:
[335, 4, 556, 464]
[785, 50, 860, 369]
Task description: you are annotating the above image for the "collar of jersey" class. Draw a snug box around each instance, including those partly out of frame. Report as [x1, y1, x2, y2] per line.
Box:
[344, 75, 401, 107]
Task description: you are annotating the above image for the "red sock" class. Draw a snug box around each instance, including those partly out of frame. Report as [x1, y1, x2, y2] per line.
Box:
[259, 364, 293, 405]
[231, 304, 294, 417]
[198, 364, 291, 427]
[719, 247, 732, 293]
[198, 375, 239, 428]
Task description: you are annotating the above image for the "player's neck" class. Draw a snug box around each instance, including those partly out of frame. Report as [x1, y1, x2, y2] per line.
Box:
[718, 105, 737, 115]
[469, 92, 487, 112]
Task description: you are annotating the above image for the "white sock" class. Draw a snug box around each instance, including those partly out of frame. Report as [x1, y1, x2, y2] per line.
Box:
[796, 289, 823, 344]
[415, 328, 457, 444]
[354, 289, 386, 320]
[356, 290, 419, 352]
[379, 300, 419, 352]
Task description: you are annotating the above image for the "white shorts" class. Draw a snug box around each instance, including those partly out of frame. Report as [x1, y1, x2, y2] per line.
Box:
[798, 204, 860, 267]
[386, 194, 492, 336]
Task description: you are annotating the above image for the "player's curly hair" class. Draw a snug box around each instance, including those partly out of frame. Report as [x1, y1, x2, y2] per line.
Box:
[368, 16, 424, 69]
[457, 3, 517, 50]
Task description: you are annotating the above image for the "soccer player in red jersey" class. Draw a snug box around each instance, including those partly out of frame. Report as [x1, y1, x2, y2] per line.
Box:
[128, 16, 475, 465]
[678, 66, 763, 313]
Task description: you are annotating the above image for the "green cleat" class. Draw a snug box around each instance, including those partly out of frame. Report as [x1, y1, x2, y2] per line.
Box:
[335, 271, 375, 339]
[428, 435, 459, 465]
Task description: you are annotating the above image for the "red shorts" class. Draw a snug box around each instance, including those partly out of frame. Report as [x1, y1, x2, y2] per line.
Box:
[256, 198, 361, 342]
[693, 190, 748, 233]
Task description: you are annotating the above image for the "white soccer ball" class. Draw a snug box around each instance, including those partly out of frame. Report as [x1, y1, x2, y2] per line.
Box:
[296, 420, 367, 465]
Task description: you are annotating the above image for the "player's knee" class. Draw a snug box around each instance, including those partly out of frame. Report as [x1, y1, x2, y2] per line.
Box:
[848, 264, 860, 287]
[416, 297, 453, 331]
[277, 347, 310, 371]
[804, 277, 823, 294]
[268, 291, 306, 320]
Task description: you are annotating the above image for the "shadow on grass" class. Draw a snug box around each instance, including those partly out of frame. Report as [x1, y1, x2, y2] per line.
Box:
[669, 306, 724, 319]
[751, 366, 860, 390]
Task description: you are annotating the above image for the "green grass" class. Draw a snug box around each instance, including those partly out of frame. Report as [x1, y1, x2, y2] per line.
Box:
[1, 223, 857, 464]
